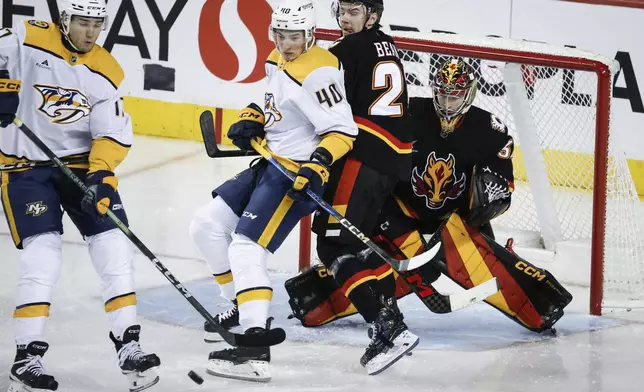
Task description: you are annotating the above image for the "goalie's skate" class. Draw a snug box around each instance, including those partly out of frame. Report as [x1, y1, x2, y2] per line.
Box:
[7, 341, 58, 392]
[204, 300, 240, 343]
[111, 325, 161, 392]
[360, 298, 419, 376]
[206, 327, 271, 382]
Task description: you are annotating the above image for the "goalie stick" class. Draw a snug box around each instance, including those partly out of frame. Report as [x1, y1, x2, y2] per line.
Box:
[199, 110, 259, 158]
[8, 117, 286, 348]
[248, 138, 500, 313]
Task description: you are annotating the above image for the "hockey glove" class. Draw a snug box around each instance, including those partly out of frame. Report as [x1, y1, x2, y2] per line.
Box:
[227, 103, 265, 150]
[289, 155, 330, 202]
[82, 170, 118, 222]
[0, 70, 20, 128]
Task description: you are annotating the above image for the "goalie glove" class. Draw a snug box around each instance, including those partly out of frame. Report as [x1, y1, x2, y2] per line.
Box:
[0, 70, 20, 128]
[465, 165, 512, 227]
[82, 170, 118, 222]
[227, 103, 265, 150]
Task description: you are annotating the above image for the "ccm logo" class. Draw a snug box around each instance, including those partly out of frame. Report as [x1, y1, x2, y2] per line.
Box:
[515, 261, 546, 281]
[0, 81, 20, 91]
[242, 211, 258, 220]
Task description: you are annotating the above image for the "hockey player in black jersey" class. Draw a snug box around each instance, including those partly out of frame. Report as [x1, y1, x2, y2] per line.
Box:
[307, 0, 418, 375]
[288, 59, 572, 339]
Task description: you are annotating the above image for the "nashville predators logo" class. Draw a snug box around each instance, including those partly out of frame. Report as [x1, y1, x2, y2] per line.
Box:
[34, 85, 91, 125]
[264, 92, 282, 128]
[411, 152, 466, 209]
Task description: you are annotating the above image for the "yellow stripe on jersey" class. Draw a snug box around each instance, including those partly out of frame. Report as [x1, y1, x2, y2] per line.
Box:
[258, 194, 295, 248]
[317, 132, 355, 164]
[89, 138, 130, 173]
[236, 288, 273, 306]
[214, 271, 234, 285]
[14, 303, 50, 318]
[1, 173, 20, 247]
[281, 45, 340, 85]
[105, 293, 137, 313]
[22, 20, 124, 89]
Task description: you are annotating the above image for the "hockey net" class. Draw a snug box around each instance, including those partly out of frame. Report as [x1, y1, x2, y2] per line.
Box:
[308, 28, 644, 316]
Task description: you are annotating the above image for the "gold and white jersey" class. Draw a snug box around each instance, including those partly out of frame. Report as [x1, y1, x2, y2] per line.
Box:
[263, 46, 358, 161]
[0, 20, 131, 166]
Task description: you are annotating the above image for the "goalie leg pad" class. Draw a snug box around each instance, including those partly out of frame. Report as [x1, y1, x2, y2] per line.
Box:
[441, 213, 572, 332]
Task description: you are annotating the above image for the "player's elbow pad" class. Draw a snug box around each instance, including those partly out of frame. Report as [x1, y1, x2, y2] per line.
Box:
[89, 137, 131, 173]
[466, 165, 513, 227]
[314, 132, 355, 165]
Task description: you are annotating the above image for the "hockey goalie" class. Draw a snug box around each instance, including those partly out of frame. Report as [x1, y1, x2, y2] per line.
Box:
[286, 59, 572, 334]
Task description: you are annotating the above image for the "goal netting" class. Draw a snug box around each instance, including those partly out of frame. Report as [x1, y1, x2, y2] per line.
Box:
[312, 28, 644, 316]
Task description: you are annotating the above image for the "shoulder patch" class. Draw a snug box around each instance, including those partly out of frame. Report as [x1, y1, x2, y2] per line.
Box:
[28, 20, 50, 29]
[490, 114, 507, 133]
[283, 45, 340, 85]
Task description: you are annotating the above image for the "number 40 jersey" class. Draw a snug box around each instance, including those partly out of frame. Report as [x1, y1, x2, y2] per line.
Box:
[329, 28, 414, 180]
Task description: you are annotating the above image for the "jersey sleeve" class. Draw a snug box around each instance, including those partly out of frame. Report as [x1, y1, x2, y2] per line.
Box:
[0, 26, 22, 73]
[484, 113, 515, 187]
[295, 66, 358, 163]
[88, 84, 133, 173]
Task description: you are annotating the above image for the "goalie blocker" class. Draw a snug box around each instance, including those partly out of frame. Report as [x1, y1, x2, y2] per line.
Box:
[286, 213, 572, 333]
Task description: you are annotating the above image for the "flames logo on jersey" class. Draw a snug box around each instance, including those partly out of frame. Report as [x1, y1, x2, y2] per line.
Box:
[34, 85, 91, 125]
[411, 152, 466, 209]
[264, 92, 282, 128]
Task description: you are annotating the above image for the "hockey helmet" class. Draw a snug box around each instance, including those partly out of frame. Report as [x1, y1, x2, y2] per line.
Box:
[58, 0, 109, 37]
[332, 0, 384, 28]
[269, 0, 316, 52]
[432, 58, 478, 133]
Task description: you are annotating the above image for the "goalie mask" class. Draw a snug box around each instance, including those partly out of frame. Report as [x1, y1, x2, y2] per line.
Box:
[59, 0, 109, 45]
[432, 59, 478, 136]
[331, 0, 384, 32]
[269, 0, 316, 59]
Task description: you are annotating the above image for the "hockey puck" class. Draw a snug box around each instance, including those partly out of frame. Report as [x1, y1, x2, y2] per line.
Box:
[188, 370, 204, 385]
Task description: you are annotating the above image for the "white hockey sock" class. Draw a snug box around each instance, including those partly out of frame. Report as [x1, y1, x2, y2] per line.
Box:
[189, 197, 239, 301]
[14, 232, 62, 345]
[88, 229, 137, 339]
[228, 232, 272, 331]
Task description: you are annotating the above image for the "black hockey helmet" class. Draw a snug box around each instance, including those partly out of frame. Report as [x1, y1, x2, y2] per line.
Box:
[332, 0, 384, 29]
[431, 58, 478, 135]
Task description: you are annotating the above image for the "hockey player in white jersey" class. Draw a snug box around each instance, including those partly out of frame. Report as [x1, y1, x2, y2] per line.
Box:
[0, 1, 159, 391]
[189, 0, 358, 382]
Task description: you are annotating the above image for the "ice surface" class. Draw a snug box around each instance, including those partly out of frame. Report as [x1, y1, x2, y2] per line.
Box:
[1, 135, 643, 392]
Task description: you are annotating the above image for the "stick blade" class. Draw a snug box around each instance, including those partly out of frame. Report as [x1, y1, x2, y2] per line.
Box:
[448, 277, 499, 312]
[235, 327, 286, 347]
[199, 110, 220, 158]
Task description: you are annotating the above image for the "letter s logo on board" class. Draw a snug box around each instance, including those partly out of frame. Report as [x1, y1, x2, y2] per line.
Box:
[199, 0, 274, 83]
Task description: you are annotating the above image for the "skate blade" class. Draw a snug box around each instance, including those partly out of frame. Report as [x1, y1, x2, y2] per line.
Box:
[366, 331, 420, 376]
[204, 331, 224, 343]
[206, 359, 271, 382]
[124, 367, 160, 392]
[8, 375, 56, 392]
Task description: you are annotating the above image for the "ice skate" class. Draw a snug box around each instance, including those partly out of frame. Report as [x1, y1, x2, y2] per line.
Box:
[7, 341, 58, 392]
[206, 327, 271, 382]
[110, 325, 160, 392]
[204, 300, 240, 343]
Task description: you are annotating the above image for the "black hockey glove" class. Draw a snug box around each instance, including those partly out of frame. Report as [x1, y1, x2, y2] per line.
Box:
[0, 70, 20, 128]
[227, 103, 265, 150]
[289, 150, 330, 202]
[82, 170, 118, 222]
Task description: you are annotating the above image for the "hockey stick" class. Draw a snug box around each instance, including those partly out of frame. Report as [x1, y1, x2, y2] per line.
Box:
[10, 117, 286, 348]
[199, 110, 259, 158]
[249, 138, 499, 313]
[0, 156, 88, 171]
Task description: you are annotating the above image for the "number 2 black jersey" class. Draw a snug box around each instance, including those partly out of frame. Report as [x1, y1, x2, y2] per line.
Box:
[394, 97, 515, 232]
[328, 28, 413, 180]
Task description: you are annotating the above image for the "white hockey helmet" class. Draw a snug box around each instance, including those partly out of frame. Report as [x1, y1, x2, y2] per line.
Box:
[269, 0, 316, 52]
[59, 0, 109, 36]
